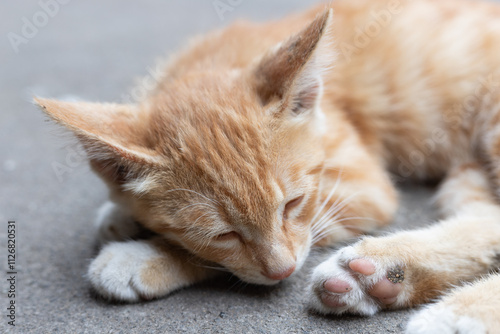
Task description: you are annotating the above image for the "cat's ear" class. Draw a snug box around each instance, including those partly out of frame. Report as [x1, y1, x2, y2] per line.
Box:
[253, 9, 333, 116]
[35, 98, 161, 182]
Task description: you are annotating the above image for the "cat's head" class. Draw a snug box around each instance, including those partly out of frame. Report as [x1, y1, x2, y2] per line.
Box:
[37, 10, 334, 285]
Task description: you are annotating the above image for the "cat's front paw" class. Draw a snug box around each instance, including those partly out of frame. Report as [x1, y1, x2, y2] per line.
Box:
[309, 243, 405, 316]
[88, 239, 219, 302]
[88, 240, 165, 302]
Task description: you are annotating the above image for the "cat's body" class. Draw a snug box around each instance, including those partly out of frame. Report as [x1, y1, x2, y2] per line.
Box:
[37, 0, 500, 332]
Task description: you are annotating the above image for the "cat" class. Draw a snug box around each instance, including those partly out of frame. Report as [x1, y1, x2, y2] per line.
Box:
[36, 0, 500, 332]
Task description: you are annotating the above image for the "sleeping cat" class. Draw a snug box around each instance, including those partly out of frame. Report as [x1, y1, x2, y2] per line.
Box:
[36, 0, 500, 332]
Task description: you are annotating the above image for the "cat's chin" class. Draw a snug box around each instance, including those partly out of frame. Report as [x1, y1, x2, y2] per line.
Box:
[239, 276, 284, 286]
[235, 271, 298, 286]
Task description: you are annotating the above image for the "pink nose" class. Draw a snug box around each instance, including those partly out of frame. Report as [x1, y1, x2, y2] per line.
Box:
[262, 265, 296, 281]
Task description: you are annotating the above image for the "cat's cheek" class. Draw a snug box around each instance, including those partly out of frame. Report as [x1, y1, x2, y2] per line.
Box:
[312, 107, 328, 136]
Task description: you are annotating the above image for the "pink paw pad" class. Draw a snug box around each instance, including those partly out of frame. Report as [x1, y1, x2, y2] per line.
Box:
[369, 277, 402, 305]
[349, 258, 376, 275]
[320, 278, 351, 308]
[324, 278, 352, 293]
[348, 258, 403, 305]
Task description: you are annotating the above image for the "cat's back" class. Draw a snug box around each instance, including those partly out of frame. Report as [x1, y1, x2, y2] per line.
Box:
[327, 0, 500, 178]
[152, 0, 500, 179]
[161, 0, 500, 73]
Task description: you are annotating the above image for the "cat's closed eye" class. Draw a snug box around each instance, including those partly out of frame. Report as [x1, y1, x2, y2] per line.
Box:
[214, 231, 240, 241]
[283, 195, 305, 220]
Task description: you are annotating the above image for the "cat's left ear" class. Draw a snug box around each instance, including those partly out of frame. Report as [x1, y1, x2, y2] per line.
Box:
[252, 9, 334, 117]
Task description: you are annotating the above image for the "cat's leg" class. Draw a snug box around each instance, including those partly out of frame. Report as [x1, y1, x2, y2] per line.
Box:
[406, 273, 500, 334]
[308, 163, 500, 315]
[475, 84, 500, 198]
[95, 201, 143, 245]
[88, 237, 220, 301]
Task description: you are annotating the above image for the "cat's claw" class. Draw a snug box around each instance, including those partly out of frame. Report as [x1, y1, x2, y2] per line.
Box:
[309, 245, 405, 315]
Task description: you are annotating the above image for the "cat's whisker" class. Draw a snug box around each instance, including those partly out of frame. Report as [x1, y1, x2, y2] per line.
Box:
[179, 212, 218, 254]
[311, 222, 363, 244]
[229, 276, 245, 291]
[183, 253, 230, 273]
[311, 216, 379, 245]
[311, 226, 345, 244]
[334, 216, 380, 224]
[315, 215, 380, 241]
[311, 196, 348, 233]
[315, 189, 360, 223]
[314, 222, 364, 237]
[193, 212, 214, 225]
[193, 263, 230, 273]
[311, 190, 360, 236]
[310, 192, 363, 242]
[311, 211, 341, 236]
[311, 211, 344, 238]
[309, 167, 344, 226]
[310, 177, 351, 233]
[176, 202, 218, 214]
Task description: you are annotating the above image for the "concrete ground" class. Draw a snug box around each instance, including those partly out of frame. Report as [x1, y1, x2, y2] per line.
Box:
[1, 1, 443, 333]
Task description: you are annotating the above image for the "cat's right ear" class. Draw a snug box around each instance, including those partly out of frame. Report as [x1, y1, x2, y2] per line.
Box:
[252, 9, 334, 117]
[35, 98, 162, 183]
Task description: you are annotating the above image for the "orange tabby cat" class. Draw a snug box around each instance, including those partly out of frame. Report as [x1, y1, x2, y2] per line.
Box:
[37, 0, 500, 332]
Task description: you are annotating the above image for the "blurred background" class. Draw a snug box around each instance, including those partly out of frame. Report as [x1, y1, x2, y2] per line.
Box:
[1, 1, 437, 333]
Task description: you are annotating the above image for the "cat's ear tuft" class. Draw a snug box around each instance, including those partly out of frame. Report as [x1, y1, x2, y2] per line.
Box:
[35, 97, 161, 183]
[253, 9, 334, 116]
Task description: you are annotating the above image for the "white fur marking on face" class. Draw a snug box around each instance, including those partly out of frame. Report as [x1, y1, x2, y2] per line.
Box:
[271, 180, 285, 204]
[313, 106, 327, 135]
[123, 174, 158, 195]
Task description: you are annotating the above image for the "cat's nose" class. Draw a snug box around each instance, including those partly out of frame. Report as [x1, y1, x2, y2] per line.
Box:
[262, 265, 296, 281]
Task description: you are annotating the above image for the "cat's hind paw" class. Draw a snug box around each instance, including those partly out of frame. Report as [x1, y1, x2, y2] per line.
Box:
[308, 244, 405, 316]
[406, 305, 486, 334]
[406, 273, 500, 334]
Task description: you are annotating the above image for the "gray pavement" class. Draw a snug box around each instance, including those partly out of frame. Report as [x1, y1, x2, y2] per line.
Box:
[1, 1, 441, 333]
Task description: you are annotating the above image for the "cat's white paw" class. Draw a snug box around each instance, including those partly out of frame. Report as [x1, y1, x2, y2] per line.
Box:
[406, 305, 486, 334]
[309, 244, 405, 315]
[95, 202, 141, 245]
[88, 240, 161, 301]
[406, 273, 500, 334]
